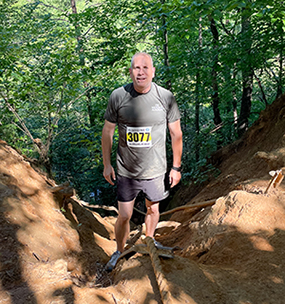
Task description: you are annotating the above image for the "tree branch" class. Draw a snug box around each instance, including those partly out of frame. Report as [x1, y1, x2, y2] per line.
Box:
[1, 93, 36, 145]
[67, 86, 92, 108]
[37, 1, 66, 13]
[254, 71, 268, 106]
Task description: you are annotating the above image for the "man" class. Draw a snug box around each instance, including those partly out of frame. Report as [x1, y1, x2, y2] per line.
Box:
[101, 52, 183, 271]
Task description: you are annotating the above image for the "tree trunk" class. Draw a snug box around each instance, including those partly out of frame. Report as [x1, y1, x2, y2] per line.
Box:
[209, 17, 222, 149]
[86, 88, 95, 127]
[161, 0, 171, 91]
[195, 72, 200, 163]
[71, 0, 95, 127]
[194, 17, 202, 162]
[232, 65, 238, 132]
[238, 6, 254, 137]
[277, 19, 283, 98]
[71, 0, 84, 66]
[239, 73, 253, 136]
[2, 96, 53, 177]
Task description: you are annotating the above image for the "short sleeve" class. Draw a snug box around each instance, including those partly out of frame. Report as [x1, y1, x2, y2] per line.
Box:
[104, 90, 119, 123]
[166, 93, 181, 123]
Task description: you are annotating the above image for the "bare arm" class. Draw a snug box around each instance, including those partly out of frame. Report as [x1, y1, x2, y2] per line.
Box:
[101, 120, 117, 185]
[168, 119, 183, 188]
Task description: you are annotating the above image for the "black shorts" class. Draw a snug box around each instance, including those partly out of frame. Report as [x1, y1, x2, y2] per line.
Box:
[117, 174, 170, 203]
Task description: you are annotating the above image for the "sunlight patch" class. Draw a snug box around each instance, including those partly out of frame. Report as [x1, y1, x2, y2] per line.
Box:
[249, 235, 274, 252]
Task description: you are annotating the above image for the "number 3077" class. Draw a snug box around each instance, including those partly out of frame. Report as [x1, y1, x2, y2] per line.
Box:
[127, 132, 151, 142]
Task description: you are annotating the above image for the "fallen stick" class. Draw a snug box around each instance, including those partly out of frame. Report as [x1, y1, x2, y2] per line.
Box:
[143, 236, 172, 304]
[132, 199, 217, 217]
[160, 199, 217, 216]
[79, 198, 216, 217]
[49, 181, 70, 193]
[264, 170, 284, 194]
[79, 200, 119, 214]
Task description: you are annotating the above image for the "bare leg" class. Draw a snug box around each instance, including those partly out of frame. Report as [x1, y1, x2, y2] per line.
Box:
[115, 200, 135, 252]
[144, 199, 160, 237]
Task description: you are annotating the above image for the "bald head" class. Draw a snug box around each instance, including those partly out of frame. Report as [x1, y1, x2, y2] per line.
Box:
[130, 52, 154, 69]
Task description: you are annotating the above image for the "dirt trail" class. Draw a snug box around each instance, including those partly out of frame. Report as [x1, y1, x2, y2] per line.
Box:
[0, 94, 285, 304]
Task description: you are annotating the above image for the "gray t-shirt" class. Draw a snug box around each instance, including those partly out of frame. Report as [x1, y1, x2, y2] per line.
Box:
[104, 82, 181, 179]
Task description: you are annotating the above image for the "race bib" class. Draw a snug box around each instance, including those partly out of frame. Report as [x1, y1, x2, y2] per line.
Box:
[126, 126, 152, 147]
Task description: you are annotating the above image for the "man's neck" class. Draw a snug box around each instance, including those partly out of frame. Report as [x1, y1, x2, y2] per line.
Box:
[133, 83, 152, 94]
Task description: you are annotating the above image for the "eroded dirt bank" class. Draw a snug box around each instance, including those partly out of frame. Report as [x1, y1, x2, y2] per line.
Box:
[0, 94, 285, 303]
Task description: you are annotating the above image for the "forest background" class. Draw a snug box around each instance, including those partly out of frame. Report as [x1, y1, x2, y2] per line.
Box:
[0, 0, 284, 208]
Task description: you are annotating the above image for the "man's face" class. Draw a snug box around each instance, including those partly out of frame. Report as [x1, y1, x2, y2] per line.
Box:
[129, 54, 155, 94]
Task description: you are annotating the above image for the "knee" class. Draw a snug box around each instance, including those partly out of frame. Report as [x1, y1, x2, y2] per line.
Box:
[146, 204, 159, 215]
[118, 212, 132, 223]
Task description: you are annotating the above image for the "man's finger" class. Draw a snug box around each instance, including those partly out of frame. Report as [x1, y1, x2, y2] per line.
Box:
[106, 175, 115, 185]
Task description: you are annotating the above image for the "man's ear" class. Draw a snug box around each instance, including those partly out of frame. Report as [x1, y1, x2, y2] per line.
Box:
[152, 67, 155, 78]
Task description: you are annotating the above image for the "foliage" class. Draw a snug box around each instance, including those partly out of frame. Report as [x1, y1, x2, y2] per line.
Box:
[0, 0, 284, 204]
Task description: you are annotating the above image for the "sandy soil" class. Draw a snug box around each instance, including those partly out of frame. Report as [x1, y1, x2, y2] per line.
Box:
[0, 94, 285, 304]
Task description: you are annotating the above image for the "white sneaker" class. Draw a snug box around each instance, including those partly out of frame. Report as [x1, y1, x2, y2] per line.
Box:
[153, 239, 164, 249]
[153, 239, 173, 250]
[105, 250, 121, 272]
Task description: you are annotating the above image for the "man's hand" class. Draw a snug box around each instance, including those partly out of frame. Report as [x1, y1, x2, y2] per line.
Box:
[168, 120, 183, 188]
[102, 120, 116, 185]
[169, 169, 181, 188]
[103, 165, 116, 185]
